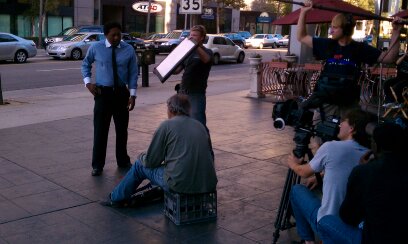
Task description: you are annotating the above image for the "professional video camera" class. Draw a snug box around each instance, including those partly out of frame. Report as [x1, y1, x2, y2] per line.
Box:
[272, 99, 340, 158]
[271, 98, 341, 244]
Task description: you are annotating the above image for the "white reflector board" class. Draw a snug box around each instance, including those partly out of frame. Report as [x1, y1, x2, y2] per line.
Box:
[153, 38, 198, 83]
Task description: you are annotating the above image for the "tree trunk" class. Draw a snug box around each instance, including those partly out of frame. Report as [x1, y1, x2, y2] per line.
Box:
[38, 0, 43, 48]
[216, 6, 220, 33]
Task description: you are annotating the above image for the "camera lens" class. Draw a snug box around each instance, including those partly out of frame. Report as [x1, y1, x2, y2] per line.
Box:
[274, 118, 285, 130]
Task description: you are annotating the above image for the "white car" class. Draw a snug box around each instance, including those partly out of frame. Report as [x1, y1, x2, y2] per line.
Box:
[246, 34, 283, 49]
[0, 32, 37, 63]
[277, 35, 289, 48]
[204, 34, 245, 65]
[46, 32, 105, 60]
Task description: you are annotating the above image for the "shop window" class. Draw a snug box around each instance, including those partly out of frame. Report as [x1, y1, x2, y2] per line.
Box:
[48, 16, 63, 36]
[0, 14, 11, 33]
[17, 15, 31, 37]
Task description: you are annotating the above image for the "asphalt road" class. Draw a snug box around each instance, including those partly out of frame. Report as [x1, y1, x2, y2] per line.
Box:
[0, 48, 287, 91]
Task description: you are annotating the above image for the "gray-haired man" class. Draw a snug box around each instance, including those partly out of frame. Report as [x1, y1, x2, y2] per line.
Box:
[103, 94, 217, 207]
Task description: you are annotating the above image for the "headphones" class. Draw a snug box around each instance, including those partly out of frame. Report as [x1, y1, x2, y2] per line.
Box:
[342, 14, 356, 37]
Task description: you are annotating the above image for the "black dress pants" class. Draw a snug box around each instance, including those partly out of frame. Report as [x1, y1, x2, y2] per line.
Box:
[92, 86, 131, 170]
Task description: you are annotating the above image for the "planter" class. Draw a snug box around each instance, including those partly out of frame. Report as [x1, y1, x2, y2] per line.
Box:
[283, 55, 298, 63]
[248, 57, 262, 66]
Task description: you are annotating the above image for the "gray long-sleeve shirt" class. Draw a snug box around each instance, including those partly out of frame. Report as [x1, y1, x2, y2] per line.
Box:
[140, 115, 217, 193]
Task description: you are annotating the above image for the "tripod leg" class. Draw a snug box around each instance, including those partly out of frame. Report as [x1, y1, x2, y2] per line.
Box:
[272, 168, 296, 244]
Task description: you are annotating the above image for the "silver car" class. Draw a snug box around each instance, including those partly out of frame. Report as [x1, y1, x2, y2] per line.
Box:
[46, 32, 105, 60]
[204, 35, 245, 65]
[0, 32, 37, 63]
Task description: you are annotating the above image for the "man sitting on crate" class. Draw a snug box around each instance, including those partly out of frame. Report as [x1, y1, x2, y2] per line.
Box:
[102, 94, 217, 207]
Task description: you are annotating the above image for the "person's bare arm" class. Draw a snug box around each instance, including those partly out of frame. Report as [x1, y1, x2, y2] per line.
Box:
[287, 154, 315, 178]
[195, 44, 211, 64]
[297, 0, 313, 48]
[378, 17, 402, 64]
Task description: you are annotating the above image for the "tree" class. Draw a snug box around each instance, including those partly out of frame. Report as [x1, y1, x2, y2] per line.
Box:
[251, 0, 292, 17]
[205, 0, 246, 33]
[21, 0, 61, 47]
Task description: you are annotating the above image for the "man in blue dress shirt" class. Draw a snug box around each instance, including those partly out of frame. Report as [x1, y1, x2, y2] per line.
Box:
[81, 22, 138, 176]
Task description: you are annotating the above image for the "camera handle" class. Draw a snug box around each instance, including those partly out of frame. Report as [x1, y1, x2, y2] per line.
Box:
[272, 147, 315, 244]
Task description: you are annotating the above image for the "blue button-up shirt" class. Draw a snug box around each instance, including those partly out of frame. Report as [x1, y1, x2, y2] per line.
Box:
[82, 39, 138, 96]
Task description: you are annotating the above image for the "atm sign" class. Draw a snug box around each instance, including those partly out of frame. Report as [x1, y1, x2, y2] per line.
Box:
[132, 2, 163, 13]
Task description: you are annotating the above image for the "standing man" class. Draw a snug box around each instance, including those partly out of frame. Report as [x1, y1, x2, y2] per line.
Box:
[82, 22, 138, 176]
[175, 25, 213, 129]
[297, 0, 402, 117]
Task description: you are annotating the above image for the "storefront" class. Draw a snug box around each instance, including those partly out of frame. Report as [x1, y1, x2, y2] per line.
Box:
[0, 0, 240, 38]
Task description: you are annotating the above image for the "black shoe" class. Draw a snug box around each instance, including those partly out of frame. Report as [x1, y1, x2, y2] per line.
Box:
[91, 168, 103, 176]
[100, 194, 128, 208]
[117, 162, 132, 169]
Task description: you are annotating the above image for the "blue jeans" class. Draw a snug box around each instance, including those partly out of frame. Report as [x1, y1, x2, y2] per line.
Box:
[290, 184, 321, 241]
[110, 159, 169, 202]
[318, 215, 362, 244]
[188, 93, 207, 129]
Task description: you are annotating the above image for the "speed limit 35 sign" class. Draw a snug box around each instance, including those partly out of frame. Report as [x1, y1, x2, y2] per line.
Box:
[179, 0, 202, 14]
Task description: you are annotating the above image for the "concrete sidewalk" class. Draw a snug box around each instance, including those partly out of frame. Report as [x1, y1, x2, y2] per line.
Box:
[0, 83, 299, 243]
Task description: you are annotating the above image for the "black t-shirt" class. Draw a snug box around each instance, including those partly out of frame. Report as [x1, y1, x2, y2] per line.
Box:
[313, 38, 381, 81]
[181, 48, 213, 94]
[340, 153, 408, 244]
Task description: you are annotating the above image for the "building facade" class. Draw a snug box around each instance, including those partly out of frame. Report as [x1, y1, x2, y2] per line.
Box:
[0, 0, 242, 38]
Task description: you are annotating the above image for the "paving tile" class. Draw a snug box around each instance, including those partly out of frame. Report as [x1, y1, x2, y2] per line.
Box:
[217, 183, 266, 204]
[0, 201, 31, 224]
[2, 220, 109, 244]
[0, 170, 43, 186]
[217, 201, 274, 235]
[185, 227, 257, 244]
[64, 203, 146, 233]
[0, 180, 61, 199]
[234, 172, 286, 191]
[0, 176, 13, 190]
[12, 189, 91, 215]
[243, 223, 300, 244]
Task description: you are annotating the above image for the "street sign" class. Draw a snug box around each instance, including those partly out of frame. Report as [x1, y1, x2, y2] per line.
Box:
[179, 0, 202, 14]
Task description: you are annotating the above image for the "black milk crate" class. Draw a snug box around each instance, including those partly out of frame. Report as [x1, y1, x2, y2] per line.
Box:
[163, 191, 217, 225]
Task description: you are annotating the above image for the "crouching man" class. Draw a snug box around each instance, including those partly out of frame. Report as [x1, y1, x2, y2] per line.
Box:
[103, 94, 217, 207]
[287, 109, 371, 244]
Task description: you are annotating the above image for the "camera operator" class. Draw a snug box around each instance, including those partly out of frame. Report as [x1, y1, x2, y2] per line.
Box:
[317, 122, 408, 244]
[297, 0, 402, 122]
[287, 109, 371, 244]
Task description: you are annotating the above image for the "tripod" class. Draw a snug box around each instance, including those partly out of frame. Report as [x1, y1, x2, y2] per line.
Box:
[272, 130, 317, 244]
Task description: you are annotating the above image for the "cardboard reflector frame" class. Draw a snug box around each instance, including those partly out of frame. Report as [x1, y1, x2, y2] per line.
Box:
[153, 38, 198, 83]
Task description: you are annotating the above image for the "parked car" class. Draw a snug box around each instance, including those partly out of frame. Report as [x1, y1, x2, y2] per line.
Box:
[236, 31, 252, 39]
[152, 30, 190, 53]
[144, 33, 166, 49]
[221, 33, 245, 48]
[0, 32, 37, 63]
[46, 32, 105, 60]
[122, 33, 146, 50]
[204, 34, 245, 65]
[246, 34, 283, 49]
[44, 25, 104, 48]
[277, 35, 289, 48]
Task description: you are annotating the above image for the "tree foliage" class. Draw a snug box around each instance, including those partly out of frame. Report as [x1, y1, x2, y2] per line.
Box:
[205, 0, 247, 33]
[21, 0, 63, 47]
[251, 0, 292, 16]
